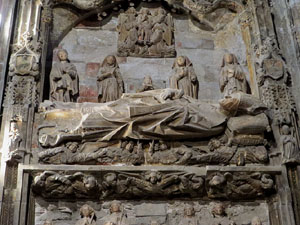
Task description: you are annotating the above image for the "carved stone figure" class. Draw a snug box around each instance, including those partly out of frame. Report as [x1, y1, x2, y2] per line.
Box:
[9, 115, 22, 151]
[75, 204, 97, 225]
[179, 205, 199, 225]
[32, 171, 99, 199]
[207, 172, 274, 199]
[211, 203, 226, 217]
[219, 53, 248, 97]
[169, 56, 199, 99]
[117, 7, 176, 57]
[50, 49, 79, 102]
[38, 142, 144, 165]
[280, 125, 300, 165]
[39, 89, 268, 147]
[102, 201, 129, 225]
[137, 75, 154, 92]
[97, 55, 124, 103]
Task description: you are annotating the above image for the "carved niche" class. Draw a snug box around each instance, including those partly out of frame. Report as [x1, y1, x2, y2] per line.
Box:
[117, 7, 176, 58]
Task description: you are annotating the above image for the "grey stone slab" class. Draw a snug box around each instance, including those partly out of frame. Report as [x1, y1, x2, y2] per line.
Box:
[135, 203, 166, 216]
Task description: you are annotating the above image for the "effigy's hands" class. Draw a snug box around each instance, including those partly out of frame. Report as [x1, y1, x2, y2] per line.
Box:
[161, 88, 184, 101]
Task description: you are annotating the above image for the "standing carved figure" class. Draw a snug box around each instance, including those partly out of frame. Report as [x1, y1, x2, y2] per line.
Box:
[219, 53, 247, 97]
[103, 201, 129, 225]
[179, 205, 199, 225]
[97, 55, 124, 103]
[50, 49, 79, 102]
[280, 125, 300, 164]
[75, 204, 97, 225]
[169, 56, 199, 99]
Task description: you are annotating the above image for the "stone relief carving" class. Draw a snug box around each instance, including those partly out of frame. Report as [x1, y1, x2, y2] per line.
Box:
[38, 141, 144, 165]
[38, 89, 268, 147]
[219, 53, 248, 97]
[117, 7, 176, 58]
[9, 32, 41, 78]
[36, 201, 270, 225]
[38, 140, 268, 166]
[4, 76, 37, 107]
[75, 204, 97, 225]
[102, 201, 129, 225]
[206, 172, 274, 200]
[178, 205, 199, 225]
[169, 56, 199, 99]
[137, 76, 155, 93]
[280, 125, 300, 165]
[32, 170, 275, 200]
[97, 55, 124, 103]
[50, 49, 79, 102]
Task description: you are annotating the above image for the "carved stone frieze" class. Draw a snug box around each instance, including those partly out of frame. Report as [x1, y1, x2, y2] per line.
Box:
[32, 169, 275, 200]
[32, 170, 205, 199]
[38, 140, 269, 166]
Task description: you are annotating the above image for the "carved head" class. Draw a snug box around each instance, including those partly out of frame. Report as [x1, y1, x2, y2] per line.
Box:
[79, 204, 95, 218]
[176, 56, 186, 67]
[126, 7, 136, 14]
[281, 125, 290, 135]
[66, 142, 79, 153]
[104, 173, 117, 186]
[143, 75, 153, 86]
[102, 55, 118, 68]
[110, 201, 121, 213]
[251, 216, 262, 225]
[150, 220, 160, 225]
[83, 176, 97, 190]
[211, 203, 226, 217]
[184, 205, 195, 217]
[57, 49, 68, 61]
[221, 53, 239, 67]
[107, 55, 116, 66]
[173, 56, 192, 68]
[43, 220, 54, 225]
[146, 171, 161, 184]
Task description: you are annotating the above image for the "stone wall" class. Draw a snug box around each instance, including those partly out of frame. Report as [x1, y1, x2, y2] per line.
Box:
[54, 9, 247, 103]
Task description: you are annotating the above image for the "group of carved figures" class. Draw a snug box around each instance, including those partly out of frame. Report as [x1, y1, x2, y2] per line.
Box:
[117, 7, 176, 57]
[32, 170, 275, 201]
[42, 202, 264, 225]
[50, 49, 247, 102]
[47, 47, 300, 165]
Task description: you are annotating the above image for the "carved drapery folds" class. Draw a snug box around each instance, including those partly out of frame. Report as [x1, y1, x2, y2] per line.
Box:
[49, 49, 79, 102]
